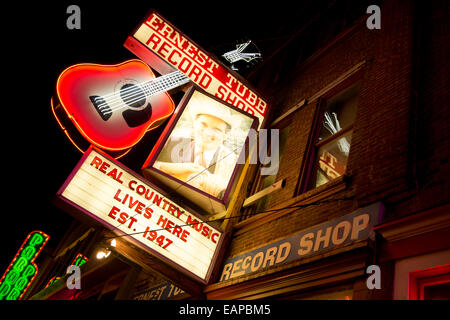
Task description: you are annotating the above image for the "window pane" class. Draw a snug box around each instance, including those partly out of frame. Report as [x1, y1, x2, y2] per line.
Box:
[423, 282, 450, 300]
[247, 125, 291, 217]
[310, 130, 352, 189]
[318, 83, 360, 141]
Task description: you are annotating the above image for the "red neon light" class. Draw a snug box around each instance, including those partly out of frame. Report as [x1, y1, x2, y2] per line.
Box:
[409, 263, 450, 300]
[50, 97, 132, 159]
[56, 59, 175, 151]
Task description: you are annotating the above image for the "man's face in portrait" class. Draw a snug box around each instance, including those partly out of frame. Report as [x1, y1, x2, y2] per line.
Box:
[193, 114, 229, 151]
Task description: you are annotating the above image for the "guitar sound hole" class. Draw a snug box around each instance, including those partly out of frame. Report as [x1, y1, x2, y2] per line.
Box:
[120, 83, 146, 109]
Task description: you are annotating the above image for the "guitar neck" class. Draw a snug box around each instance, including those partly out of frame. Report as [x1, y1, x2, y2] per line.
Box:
[143, 70, 190, 97]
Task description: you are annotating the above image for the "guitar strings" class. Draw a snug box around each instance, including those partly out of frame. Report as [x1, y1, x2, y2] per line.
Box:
[96, 70, 183, 102]
[95, 71, 189, 115]
[96, 72, 183, 112]
[101, 74, 189, 116]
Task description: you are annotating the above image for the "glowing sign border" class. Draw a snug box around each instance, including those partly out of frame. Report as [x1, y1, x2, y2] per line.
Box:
[0, 231, 50, 300]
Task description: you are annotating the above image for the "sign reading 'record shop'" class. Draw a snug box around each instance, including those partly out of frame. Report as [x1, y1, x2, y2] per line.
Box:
[220, 203, 383, 281]
[57, 147, 222, 282]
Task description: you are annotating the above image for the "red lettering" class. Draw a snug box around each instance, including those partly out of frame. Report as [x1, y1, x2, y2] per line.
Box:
[225, 92, 237, 105]
[180, 230, 189, 242]
[188, 65, 202, 82]
[168, 49, 182, 66]
[128, 216, 137, 229]
[99, 162, 109, 173]
[215, 85, 227, 100]
[136, 184, 146, 195]
[108, 206, 120, 219]
[144, 207, 153, 219]
[199, 73, 212, 90]
[201, 225, 210, 237]
[172, 225, 182, 238]
[167, 204, 176, 216]
[157, 41, 172, 58]
[90, 156, 102, 169]
[165, 220, 174, 232]
[113, 189, 122, 202]
[153, 194, 162, 206]
[162, 199, 170, 210]
[135, 202, 144, 214]
[157, 215, 167, 228]
[127, 196, 139, 210]
[128, 180, 137, 191]
[178, 58, 192, 73]
[117, 211, 128, 224]
[146, 33, 161, 50]
[246, 91, 258, 106]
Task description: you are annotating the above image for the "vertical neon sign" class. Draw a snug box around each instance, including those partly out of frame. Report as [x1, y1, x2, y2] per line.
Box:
[0, 231, 50, 300]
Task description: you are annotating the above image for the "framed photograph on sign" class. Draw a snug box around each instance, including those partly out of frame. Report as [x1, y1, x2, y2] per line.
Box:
[141, 87, 258, 214]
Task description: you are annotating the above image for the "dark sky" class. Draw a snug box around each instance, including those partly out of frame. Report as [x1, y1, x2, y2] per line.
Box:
[0, 0, 313, 275]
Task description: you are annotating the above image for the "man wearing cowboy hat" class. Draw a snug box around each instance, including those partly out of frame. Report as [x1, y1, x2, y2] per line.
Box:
[154, 102, 237, 198]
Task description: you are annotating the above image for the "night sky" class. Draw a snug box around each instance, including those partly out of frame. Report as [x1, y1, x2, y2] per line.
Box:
[1, 0, 312, 275]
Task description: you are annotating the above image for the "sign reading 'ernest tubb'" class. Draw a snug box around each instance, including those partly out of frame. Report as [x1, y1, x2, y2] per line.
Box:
[220, 202, 383, 281]
[57, 147, 222, 283]
[129, 11, 268, 129]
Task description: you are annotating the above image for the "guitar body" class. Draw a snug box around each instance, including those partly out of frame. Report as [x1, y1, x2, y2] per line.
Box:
[56, 59, 175, 151]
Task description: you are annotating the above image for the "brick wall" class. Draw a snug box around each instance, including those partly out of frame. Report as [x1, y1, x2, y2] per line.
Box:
[221, 0, 448, 276]
[213, 1, 449, 301]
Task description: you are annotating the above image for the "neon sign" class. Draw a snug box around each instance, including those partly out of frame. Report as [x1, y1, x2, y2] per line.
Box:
[55, 59, 176, 151]
[0, 231, 50, 300]
[126, 11, 269, 129]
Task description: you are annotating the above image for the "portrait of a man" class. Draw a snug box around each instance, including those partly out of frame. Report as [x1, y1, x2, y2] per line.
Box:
[153, 90, 254, 199]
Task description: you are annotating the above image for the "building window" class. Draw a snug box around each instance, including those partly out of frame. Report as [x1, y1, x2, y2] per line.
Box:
[306, 82, 360, 190]
[409, 264, 450, 300]
[240, 120, 291, 221]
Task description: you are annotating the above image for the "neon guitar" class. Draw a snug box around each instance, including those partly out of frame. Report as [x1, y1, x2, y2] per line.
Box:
[56, 59, 190, 151]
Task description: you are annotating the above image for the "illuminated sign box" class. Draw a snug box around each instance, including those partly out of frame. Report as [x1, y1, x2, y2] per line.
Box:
[124, 10, 269, 129]
[141, 87, 258, 214]
[57, 147, 223, 283]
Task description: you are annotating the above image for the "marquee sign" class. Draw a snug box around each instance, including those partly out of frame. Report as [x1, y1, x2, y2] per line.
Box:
[0, 231, 50, 300]
[126, 11, 268, 129]
[57, 147, 223, 283]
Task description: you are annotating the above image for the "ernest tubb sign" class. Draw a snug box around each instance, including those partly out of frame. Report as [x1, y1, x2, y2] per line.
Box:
[127, 11, 268, 129]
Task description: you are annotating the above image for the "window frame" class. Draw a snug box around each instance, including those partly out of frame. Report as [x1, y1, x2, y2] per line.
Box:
[240, 117, 292, 222]
[296, 74, 362, 196]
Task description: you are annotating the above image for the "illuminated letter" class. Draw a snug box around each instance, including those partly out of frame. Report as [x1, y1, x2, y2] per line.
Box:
[66, 5, 81, 30]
